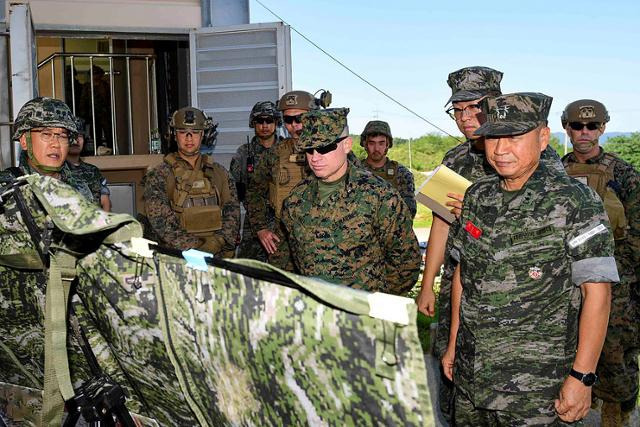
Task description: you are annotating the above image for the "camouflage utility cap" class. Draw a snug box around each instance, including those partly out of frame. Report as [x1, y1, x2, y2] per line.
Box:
[475, 92, 552, 137]
[277, 91, 318, 111]
[561, 99, 610, 127]
[446, 66, 503, 105]
[249, 101, 281, 127]
[296, 108, 350, 151]
[73, 116, 87, 136]
[169, 106, 213, 130]
[360, 120, 393, 148]
[12, 97, 77, 141]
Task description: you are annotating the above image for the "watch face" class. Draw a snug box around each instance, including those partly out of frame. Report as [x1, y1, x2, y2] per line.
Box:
[583, 373, 597, 386]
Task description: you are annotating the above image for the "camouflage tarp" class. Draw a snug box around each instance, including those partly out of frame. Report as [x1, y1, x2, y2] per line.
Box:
[1, 174, 434, 426]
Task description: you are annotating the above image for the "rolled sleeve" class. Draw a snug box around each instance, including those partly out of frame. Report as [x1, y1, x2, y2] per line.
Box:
[571, 256, 619, 287]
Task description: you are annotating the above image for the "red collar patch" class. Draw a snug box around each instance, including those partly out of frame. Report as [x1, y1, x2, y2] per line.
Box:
[465, 221, 482, 239]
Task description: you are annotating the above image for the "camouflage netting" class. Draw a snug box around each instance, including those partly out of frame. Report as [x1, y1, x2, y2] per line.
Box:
[0, 174, 434, 426]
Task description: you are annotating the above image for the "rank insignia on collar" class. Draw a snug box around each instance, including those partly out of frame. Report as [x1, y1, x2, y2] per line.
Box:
[528, 266, 542, 280]
[465, 221, 482, 239]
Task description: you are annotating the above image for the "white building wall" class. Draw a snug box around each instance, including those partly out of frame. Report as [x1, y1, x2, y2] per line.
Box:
[12, 0, 201, 31]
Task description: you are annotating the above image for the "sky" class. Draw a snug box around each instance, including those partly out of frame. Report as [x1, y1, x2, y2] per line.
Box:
[249, 0, 640, 139]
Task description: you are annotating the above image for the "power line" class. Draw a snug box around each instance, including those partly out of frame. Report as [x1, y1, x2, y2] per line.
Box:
[254, 0, 462, 141]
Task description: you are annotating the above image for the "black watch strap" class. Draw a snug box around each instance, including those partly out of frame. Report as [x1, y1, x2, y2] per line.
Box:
[569, 368, 598, 386]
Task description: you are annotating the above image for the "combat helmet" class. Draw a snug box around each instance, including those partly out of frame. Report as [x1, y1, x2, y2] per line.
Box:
[561, 99, 610, 128]
[277, 90, 332, 111]
[13, 97, 77, 173]
[12, 97, 77, 141]
[249, 101, 281, 127]
[169, 106, 218, 147]
[360, 120, 393, 148]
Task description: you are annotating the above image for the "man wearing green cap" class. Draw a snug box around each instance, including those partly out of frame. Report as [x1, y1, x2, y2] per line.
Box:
[442, 92, 618, 424]
[281, 108, 420, 295]
[360, 120, 416, 218]
[0, 97, 93, 201]
[561, 99, 640, 425]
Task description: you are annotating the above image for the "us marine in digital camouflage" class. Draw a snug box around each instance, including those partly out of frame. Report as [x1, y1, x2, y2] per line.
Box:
[230, 101, 281, 261]
[244, 90, 321, 271]
[142, 106, 240, 258]
[67, 116, 112, 211]
[360, 120, 417, 218]
[561, 99, 640, 425]
[443, 92, 618, 424]
[281, 108, 421, 295]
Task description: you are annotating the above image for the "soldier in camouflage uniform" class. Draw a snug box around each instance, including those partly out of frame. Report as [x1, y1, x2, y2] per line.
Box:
[230, 101, 281, 260]
[245, 91, 321, 271]
[3, 97, 93, 201]
[143, 106, 240, 257]
[67, 116, 112, 211]
[560, 99, 640, 425]
[360, 120, 417, 218]
[281, 108, 420, 295]
[442, 92, 618, 424]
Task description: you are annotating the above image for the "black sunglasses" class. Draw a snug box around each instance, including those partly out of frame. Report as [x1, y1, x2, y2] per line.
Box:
[254, 117, 275, 125]
[283, 114, 304, 124]
[303, 141, 339, 155]
[569, 122, 601, 131]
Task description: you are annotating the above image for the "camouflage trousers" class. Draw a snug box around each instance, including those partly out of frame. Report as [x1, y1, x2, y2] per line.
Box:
[267, 219, 294, 272]
[454, 391, 580, 426]
[594, 278, 640, 403]
[434, 266, 455, 421]
[236, 214, 267, 262]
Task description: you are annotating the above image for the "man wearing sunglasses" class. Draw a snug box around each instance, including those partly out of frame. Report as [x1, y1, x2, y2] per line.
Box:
[561, 99, 640, 425]
[246, 90, 320, 271]
[143, 106, 240, 258]
[230, 101, 281, 260]
[360, 120, 416, 218]
[281, 108, 420, 295]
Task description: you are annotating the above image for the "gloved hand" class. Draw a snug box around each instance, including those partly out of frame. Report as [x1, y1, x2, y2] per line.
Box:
[198, 236, 225, 255]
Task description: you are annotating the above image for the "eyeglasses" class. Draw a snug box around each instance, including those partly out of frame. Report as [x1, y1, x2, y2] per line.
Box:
[568, 122, 601, 131]
[254, 117, 275, 125]
[446, 103, 483, 120]
[283, 114, 304, 125]
[31, 129, 70, 145]
[176, 129, 203, 137]
[303, 142, 339, 155]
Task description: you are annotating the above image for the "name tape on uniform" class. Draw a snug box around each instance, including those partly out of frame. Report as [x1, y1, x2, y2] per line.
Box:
[568, 224, 607, 249]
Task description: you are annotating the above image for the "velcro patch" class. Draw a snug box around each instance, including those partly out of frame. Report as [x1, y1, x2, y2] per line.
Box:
[568, 224, 607, 249]
[510, 225, 554, 245]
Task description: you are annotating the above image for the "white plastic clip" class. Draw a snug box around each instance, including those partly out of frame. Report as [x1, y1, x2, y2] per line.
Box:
[130, 237, 156, 258]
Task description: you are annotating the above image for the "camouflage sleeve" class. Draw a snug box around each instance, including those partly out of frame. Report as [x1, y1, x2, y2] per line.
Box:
[565, 185, 618, 286]
[395, 164, 416, 218]
[377, 189, 421, 295]
[142, 165, 201, 250]
[229, 145, 245, 184]
[245, 148, 273, 232]
[616, 162, 640, 269]
[216, 168, 241, 252]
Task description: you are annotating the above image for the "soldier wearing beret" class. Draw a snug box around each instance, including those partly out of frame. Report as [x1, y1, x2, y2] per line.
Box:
[561, 99, 640, 425]
[281, 108, 420, 295]
[360, 120, 416, 218]
[443, 92, 618, 424]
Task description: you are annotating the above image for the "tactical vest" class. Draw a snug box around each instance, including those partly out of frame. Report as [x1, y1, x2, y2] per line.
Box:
[564, 153, 627, 240]
[269, 139, 306, 218]
[165, 153, 231, 237]
[368, 160, 399, 188]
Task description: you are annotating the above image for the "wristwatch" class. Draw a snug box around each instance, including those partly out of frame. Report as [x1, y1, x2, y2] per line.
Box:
[569, 369, 598, 386]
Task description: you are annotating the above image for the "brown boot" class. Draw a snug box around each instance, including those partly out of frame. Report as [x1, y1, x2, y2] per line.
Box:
[601, 401, 622, 427]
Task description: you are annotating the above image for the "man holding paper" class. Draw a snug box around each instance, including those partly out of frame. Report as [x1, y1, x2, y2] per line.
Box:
[442, 92, 617, 424]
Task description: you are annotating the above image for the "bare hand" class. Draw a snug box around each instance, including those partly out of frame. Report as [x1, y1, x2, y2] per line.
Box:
[416, 285, 436, 317]
[554, 376, 591, 422]
[257, 229, 280, 254]
[441, 347, 455, 381]
[445, 192, 464, 219]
